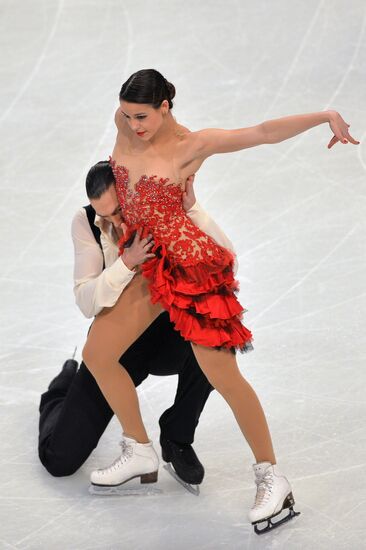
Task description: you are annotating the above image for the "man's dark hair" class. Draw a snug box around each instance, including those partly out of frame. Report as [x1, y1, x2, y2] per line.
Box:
[85, 161, 115, 200]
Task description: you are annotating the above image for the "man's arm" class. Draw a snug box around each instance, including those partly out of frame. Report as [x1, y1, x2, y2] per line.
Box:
[183, 178, 238, 274]
[187, 202, 238, 275]
[71, 209, 135, 318]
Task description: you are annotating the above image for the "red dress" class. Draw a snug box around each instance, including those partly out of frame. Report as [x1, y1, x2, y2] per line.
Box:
[110, 158, 253, 352]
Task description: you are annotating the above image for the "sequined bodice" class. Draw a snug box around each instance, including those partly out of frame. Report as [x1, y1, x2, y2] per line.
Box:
[111, 159, 228, 266]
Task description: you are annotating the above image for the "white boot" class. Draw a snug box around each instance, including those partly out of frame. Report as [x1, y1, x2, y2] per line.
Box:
[90, 436, 159, 487]
[248, 462, 300, 534]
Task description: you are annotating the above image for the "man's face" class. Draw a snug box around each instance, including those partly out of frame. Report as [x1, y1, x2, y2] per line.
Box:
[90, 184, 123, 231]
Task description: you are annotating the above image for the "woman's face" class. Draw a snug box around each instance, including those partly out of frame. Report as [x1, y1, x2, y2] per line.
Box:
[119, 100, 168, 140]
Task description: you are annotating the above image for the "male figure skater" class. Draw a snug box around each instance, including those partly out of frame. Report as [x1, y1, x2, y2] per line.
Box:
[38, 161, 237, 487]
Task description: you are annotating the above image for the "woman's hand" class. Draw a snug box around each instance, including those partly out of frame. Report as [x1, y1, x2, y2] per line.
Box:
[327, 111, 360, 149]
[120, 224, 155, 270]
[182, 174, 196, 211]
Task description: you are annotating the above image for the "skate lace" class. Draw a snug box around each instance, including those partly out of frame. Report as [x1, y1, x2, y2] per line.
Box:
[252, 471, 274, 509]
[100, 440, 133, 474]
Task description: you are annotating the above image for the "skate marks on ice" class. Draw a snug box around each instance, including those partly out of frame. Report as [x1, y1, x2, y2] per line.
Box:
[89, 467, 303, 530]
[89, 484, 162, 497]
[89, 469, 162, 497]
[88, 465, 200, 497]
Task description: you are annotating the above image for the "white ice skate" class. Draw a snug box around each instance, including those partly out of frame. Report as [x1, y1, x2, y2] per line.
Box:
[90, 436, 160, 496]
[248, 462, 300, 535]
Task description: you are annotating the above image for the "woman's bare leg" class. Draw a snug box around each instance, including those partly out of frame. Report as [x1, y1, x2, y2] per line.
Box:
[191, 344, 276, 464]
[82, 274, 162, 443]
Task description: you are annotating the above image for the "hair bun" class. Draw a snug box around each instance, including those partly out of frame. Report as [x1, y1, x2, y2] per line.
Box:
[165, 80, 176, 100]
[120, 69, 176, 110]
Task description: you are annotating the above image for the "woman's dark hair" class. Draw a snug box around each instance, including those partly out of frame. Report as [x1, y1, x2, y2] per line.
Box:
[85, 161, 115, 200]
[119, 69, 175, 109]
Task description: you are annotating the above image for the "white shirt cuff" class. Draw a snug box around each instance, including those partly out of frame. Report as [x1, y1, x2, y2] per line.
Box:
[104, 257, 135, 288]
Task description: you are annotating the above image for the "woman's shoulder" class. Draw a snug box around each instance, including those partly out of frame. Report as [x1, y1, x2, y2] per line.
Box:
[175, 123, 190, 137]
[173, 127, 206, 174]
[174, 125, 202, 148]
[174, 126, 203, 157]
[176, 123, 206, 139]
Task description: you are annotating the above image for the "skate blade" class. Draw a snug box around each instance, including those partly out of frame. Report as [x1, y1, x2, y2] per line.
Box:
[89, 484, 162, 497]
[163, 464, 200, 496]
[254, 506, 300, 535]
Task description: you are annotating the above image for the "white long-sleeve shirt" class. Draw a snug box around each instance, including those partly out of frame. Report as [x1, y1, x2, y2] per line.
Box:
[72, 202, 237, 318]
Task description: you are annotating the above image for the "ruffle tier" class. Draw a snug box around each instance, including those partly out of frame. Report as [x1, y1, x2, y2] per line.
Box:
[118, 226, 253, 352]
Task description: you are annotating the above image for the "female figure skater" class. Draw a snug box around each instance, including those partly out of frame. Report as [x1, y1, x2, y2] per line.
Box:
[82, 69, 359, 533]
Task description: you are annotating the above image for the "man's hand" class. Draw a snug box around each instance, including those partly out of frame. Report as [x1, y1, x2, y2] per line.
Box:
[120, 224, 155, 270]
[182, 174, 197, 211]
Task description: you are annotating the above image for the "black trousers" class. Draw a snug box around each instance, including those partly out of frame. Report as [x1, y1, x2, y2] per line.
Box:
[38, 312, 213, 477]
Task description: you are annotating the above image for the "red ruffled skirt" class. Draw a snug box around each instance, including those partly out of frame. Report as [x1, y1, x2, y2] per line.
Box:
[119, 226, 253, 352]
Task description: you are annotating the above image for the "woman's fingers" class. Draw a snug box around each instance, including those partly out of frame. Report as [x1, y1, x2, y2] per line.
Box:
[328, 135, 339, 149]
[328, 132, 359, 148]
[329, 114, 360, 147]
[345, 130, 360, 145]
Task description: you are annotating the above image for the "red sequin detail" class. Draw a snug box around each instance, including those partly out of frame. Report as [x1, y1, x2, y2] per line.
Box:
[110, 157, 253, 351]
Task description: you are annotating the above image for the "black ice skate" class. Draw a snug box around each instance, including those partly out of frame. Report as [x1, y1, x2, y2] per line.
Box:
[160, 437, 204, 496]
[48, 348, 79, 391]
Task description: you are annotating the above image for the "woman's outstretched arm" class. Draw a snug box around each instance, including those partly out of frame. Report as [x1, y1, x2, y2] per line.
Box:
[187, 110, 359, 162]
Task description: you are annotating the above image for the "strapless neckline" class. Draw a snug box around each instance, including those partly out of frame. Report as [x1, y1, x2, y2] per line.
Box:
[109, 156, 172, 193]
